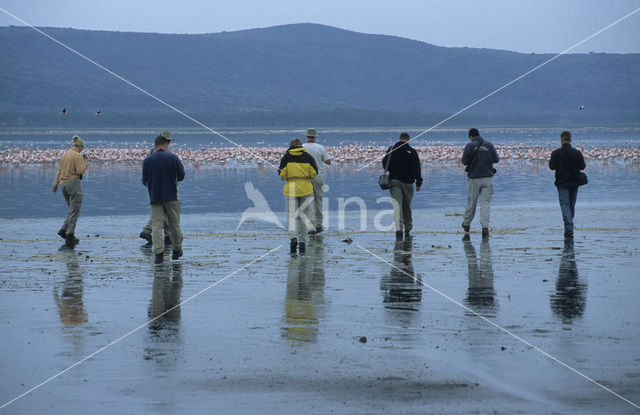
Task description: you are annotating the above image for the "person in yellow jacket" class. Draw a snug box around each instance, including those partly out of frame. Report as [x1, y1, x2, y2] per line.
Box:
[278, 138, 318, 254]
[52, 135, 88, 248]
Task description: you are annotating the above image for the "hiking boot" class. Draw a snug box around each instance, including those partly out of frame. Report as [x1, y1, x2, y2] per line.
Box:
[57, 229, 66, 239]
[290, 238, 298, 254]
[462, 223, 470, 233]
[298, 242, 306, 254]
[482, 228, 489, 238]
[172, 249, 183, 260]
[155, 253, 164, 264]
[395, 231, 403, 240]
[65, 233, 79, 247]
[139, 231, 152, 243]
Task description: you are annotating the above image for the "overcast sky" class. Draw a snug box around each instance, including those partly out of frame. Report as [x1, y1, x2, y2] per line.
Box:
[1, 0, 639, 53]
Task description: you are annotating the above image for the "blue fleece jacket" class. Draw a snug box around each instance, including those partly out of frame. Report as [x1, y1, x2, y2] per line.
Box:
[142, 149, 185, 203]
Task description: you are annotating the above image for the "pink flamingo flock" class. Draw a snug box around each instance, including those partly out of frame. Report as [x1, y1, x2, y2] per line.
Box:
[0, 143, 638, 166]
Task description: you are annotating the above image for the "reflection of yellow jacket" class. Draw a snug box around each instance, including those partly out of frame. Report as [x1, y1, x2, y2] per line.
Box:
[278, 146, 317, 197]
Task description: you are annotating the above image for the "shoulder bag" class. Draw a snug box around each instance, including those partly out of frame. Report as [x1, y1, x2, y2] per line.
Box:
[379, 146, 393, 190]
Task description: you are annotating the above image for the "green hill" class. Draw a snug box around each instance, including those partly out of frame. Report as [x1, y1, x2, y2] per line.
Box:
[1, 23, 638, 127]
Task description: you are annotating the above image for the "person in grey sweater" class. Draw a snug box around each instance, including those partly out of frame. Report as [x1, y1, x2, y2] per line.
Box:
[461, 128, 499, 238]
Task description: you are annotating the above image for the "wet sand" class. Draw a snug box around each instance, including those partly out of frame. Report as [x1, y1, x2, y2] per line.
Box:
[1, 205, 639, 414]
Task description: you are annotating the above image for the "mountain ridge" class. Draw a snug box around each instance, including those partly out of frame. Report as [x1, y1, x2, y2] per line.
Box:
[1, 23, 638, 127]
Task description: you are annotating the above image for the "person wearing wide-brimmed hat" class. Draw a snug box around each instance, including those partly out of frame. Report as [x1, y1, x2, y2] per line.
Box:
[302, 128, 331, 234]
[142, 131, 185, 264]
[52, 135, 88, 248]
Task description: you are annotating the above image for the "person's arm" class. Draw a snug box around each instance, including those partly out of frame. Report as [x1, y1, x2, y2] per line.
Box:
[413, 151, 423, 190]
[52, 167, 61, 193]
[461, 143, 471, 165]
[549, 150, 557, 171]
[382, 145, 394, 169]
[74, 152, 88, 175]
[175, 156, 185, 182]
[490, 143, 499, 164]
[323, 147, 332, 165]
[576, 150, 586, 171]
[142, 158, 149, 186]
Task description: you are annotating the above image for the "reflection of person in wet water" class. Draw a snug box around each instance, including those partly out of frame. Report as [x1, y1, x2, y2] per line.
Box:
[283, 241, 326, 342]
[380, 239, 422, 309]
[148, 263, 183, 332]
[463, 237, 497, 317]
[550, 239, 586, 322]
[54, 252, 88, 326]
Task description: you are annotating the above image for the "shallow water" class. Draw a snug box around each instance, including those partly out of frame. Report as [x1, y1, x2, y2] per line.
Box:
[0, 206, 639, 414]
[1, 162, 639, 219]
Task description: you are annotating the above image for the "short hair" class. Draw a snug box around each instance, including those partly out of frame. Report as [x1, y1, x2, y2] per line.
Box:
[289, 138, 302, 147]
[154, 135, 171, 147]
[399, 132, 410, 141]
[560, 131, 572, 143]
[469, 128, 480, 138]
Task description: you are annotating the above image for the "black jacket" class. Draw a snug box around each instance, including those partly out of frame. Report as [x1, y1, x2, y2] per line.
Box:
[382, 141, 423, 186]
[549, 143, 586, 187]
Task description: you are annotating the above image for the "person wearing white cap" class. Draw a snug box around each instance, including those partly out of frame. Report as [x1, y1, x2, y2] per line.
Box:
[52, 135, 88, 248]
[302, 128, 331, 234]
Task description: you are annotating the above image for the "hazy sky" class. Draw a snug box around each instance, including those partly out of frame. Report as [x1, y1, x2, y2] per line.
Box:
[1, 0, 639, 53]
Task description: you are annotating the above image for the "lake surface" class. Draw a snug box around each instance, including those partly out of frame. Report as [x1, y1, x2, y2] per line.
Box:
[1, 127, 639, 219]
[1, 126, 639, 149]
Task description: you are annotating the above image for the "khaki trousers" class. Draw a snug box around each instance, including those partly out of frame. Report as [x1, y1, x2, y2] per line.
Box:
[60, 179, 83, 235]
[390, 179, 414, 233]
[310, 173, 325, 228]
[463, 177, 493, 228]
[150, 200, 182, 255]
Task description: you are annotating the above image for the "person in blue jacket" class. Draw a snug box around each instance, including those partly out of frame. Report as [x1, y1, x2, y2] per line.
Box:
[142, 132, 185, 264]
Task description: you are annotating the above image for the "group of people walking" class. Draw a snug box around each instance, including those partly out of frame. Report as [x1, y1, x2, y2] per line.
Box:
[52, 128, 587, 262]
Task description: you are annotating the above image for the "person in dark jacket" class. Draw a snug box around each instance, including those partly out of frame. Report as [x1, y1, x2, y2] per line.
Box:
[279, 138, 318, 254]
[461, 128, 499, 238]
[549, 131, 586, 238]
[142, 133, 185, 264]
[139, 131, 172, 245]
[382, 132, 423, 239]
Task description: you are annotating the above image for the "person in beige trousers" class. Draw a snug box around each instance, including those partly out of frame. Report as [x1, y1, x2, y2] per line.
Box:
[52, 135, 88, 248]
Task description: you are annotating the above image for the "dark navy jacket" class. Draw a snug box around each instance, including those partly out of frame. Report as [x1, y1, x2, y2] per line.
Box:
[142, 149, 185, 203]
[549, 143, 586, 187]
[461, 136, 499, 179]
[381, 141, 423, 186]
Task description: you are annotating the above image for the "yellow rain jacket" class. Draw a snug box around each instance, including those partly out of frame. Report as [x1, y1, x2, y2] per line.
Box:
[278, 146, 318, 197]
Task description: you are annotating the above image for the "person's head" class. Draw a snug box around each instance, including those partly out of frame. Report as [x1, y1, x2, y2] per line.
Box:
[72, 135, 85, 152]
[399, 132, 410, 142]
[468, 128, 480, 140]
[289, 138, 302, 148]
[154, 131, 172, 150]
[306, 128, 317, 142]
[560, 131, 572, 144]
